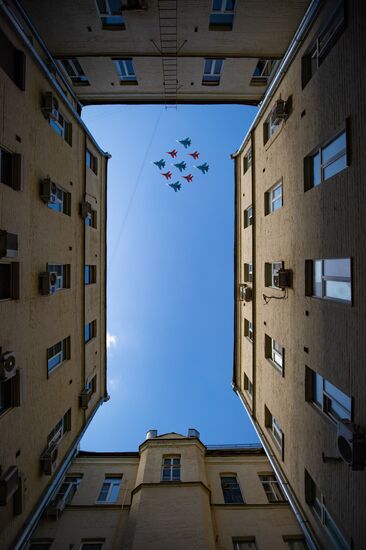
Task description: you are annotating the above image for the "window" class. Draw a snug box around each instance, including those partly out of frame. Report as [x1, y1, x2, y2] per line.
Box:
[60, 58, 89, 86]
[0, 262, 20, 300]
[84, 265, 97, 285]
[305, 367, 352, 422]
[305, 130, 347, 190]
[161, 456, 181, 481]
[50, 475, 82, 508]
[265, 406, 283, 452]
[42, 93, 72, 145]
[29, 542, 53, 550]
[47, 264, 70, 291]
[265, 181, 283, 214]
[283, 537, 308, 549]
[209, 0, 235, 31]
[221, 475, 244, 504]
[47, 410, 71, 447]
[243, 149, 252, 173]
[244, 319, 253, 343]
[244, 205, 253, 228]
[0, 27, 26, 90]
[47, 337, 70, 374]
[0, 371, 20, 415]
[84, 321, 97, 343]
[85, 208, 97, 228]
[97, 475, 122, 503]
[259, 474, 286, 502]
[264, 110, 280, 143]
[80, 542, 105, 550]
[0, 231, 18, 259]
[307, 258, 351, 303]
[114, 59, 137, 84]
[305, 471, 350, 549]
[265, 335, 284, 373]
[264, 261, 283, 287]
[202, 58, 223, 86]
[250, 59, 276, 86]
[96, 0, 125, 29]
[233, 541, 257, 550]
[40, 179, 71, 215]
[86, 149, 98, 174]
[243, 374, 253, 399]
[302, 2, 345, 88]
[244, 263, 252, 283]
[0, 147, 22, 190]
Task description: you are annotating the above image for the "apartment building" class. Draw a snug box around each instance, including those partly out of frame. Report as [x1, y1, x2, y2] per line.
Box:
[29, 429, 306, 550]
[16, 0, 312, 106]
[0, 7, 108, 550]
[233, 1, 366, 549]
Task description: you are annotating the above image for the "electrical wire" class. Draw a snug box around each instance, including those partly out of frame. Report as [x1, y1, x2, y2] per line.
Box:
[263, 288, 288, 305]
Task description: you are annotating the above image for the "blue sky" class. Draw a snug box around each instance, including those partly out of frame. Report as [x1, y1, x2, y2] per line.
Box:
[80, 104, 258, 451]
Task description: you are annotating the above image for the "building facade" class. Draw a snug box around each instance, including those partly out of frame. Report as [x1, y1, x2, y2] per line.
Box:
[0, 7, 108, 549]
[233, 1, 366, 549]
[17, 0, 312, 106]
[29, 430, 306, 550]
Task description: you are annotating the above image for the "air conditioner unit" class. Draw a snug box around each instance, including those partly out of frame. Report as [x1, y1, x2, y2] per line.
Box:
[337, 420, 366, 471]
[80, 201, 92, 220]
[39, 271, 58, 296]
[0, 230, 18, 259]
[273, 269, 291, 289]
[0, 466, 19, 506]
[40, 444, 58, 475]
[0, 351, 16, 381]
[270, 99, 287, 125]
[42, 92, 58, 120]
[79, 387, 92, 410]
[239, 285, 252, 302]
[46, 497, 66, 519]
[40, 178, 57, 204]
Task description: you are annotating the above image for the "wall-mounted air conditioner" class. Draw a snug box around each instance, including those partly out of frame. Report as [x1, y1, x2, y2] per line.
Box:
[0, 466, 19, 506]
[40, 444, 58, 475]
[40, 178, 57, 204]
[42, 92, 58, 120]
[80, 201, 92, 220]
[273, 269, 292, 289]
[240, 285, 252, 302]
[79, 387, 93, 410]
[270, 99, 288, 125]
[337, 420, 366, 471]
[39, 271, 58, 296]
[0, 351, 16, 381]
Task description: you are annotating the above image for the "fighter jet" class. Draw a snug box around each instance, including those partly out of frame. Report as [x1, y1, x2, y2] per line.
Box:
[174, 161, 187, 173]
[161, 171, 172, 180]
[154, 159, 166, 170]
[178, 137, 191, 149]
[182, 174, 193, 183]
[167, 149, 178, 158]
[188, 151, 200, 160]
[169, 181, 181, 192]
[196, 162, 209, 174]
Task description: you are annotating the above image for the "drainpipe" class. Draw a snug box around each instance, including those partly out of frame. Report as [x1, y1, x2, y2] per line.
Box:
[231, 0, 322, 159]
[0, 0, 108, 158]
[233, 386, 319, 550]
[11, 396, 108, 550]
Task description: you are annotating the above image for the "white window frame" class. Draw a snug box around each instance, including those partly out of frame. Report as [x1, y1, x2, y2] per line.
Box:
[267, 181, 283, 213]
[96, 0, 125, 28]
[244, 205, 253, 228]
[309, 130, 347, 188]
[244, 374, 253, 399]
[161, 456, 181, 481]
[51, 475, 82, 508]
[211, 0, 235, 15]
[271, 338, 283, 369]
[47, 264, 68, 291]
[312, 372, 351, 422]
[233, 539, 257, 549]
[47, 338, 69, 374]
[114, 59, 137, 82]
[60, 58, 89, 85]
[243, 148, 252, 173]
[96, 476, 122, 503]
[47, 412, 70, 447]
[251, 59, 277, 84]
[259, 474, 286, 502]
[312, 258, 351, 303]
[271, 415, 283, 449]
[79, 542, 105, 550]
[202, 58, 224, 85]
[271, 261, 283, 287]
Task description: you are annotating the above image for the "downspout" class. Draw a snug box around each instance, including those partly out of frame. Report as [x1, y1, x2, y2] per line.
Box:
[103, 154, 109, 399]
[0, 0, 108, 158]
[231, 0, 323, 159]
[250, 130, 256, 420]
[82, 133, 87, 407]
[11, 397, 107, 550]
[233, 386, 319, 550]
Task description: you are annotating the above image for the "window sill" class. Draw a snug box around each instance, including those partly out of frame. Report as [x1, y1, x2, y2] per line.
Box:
[307, 295, 352, 306]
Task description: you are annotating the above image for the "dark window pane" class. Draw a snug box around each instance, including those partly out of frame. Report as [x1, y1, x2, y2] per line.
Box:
[0, 264, 11, 299]
[322, 132, 346, 163]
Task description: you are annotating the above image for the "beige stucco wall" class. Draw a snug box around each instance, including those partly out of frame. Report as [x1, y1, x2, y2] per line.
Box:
[0, 13, 107, 549]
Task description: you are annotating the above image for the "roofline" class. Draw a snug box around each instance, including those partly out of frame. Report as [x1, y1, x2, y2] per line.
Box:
[231, 0, 323, 159]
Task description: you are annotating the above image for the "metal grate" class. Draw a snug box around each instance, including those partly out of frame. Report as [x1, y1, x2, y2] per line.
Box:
[158, 0, 178, 108]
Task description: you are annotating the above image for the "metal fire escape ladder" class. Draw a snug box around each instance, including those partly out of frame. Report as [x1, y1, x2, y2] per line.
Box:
[158, 0, 178, 108]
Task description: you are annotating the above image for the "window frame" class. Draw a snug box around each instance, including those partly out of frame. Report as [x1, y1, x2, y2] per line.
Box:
[305, 367, 352, 423]
[161, 455, 181, 482]
[259, 473, 287, 503]
[243, 373, 253, 400]
[202, 58, 224, 86]
[0, 261, 20, 301]
[305, 129, 347, 190]
[243, 148, 252, 173]
[307, 258, 352, 304]
[47, 409, 71, 447]
[209, 0, 236, 31]
[244, 319, 253, 343]
[265, 406, 284, 456]
[86, 148, 98, 174]
[266, 181, 283, 214]
[232, 541, 257, 550]
[96, 475, 122, 504]
[60, 58, 89, 86]
[84, 320, 97, 343]
[220, 474, 244, 504]
[47, 337, 70, 375]
[113, 58, 138, 84]
[48, 98, 72, 146]
[84, 265, 97, 285]
[0, 146, 22, 190]
[47, 264, 70, 291]
[96, 0, 125, 30]
[250, 59, 277, 86]
[51, 474, 83, 508]
[244, 205, 253, 228]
